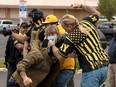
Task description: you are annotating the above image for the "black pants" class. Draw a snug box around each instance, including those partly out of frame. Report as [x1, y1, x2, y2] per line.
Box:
[7, 63, 19, 87]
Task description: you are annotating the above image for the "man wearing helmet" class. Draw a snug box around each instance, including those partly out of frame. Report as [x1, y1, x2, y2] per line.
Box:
[28, 9, 44, 25]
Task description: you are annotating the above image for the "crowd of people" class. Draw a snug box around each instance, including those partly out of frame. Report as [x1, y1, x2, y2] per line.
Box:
[2, 2, 116, 87]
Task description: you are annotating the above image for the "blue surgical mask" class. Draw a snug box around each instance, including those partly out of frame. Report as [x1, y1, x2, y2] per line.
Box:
[48, 36, 57, 41]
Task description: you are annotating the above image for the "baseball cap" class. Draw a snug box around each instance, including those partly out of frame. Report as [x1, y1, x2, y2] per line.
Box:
[42, 15, 58, 24]
[20, 22, 28, 27]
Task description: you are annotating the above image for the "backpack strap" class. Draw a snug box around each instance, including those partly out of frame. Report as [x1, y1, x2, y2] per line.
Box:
[30, 28, 41, 50]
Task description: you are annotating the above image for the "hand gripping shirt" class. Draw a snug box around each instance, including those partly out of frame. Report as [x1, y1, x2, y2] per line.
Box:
[58, 14, 109, 72]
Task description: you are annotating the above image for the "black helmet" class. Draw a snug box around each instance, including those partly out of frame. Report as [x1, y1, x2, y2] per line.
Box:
[28, 9, 44, 23]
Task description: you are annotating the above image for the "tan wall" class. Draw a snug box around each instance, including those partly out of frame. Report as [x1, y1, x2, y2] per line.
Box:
[0, 8, 90, 24]
[54, 9, 89, 21]
[66, 9, 89, 21]
[0, 0, 98, 7]
[10, 8, 19, 18]
[0, 8, 5, 18]
[42, 9, 54, 16]
[54, 9, 67, 19]
[0, 0, 99, 23]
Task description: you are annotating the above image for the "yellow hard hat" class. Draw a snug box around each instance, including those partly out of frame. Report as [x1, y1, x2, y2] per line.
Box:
[42, 14, 58, 24]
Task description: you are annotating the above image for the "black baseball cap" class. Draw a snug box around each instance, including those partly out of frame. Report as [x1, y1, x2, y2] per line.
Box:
[20, 22, 28, 27]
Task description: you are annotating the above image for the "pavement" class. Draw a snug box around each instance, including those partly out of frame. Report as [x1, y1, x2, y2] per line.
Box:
[0, 65, 110, 87]
[0, 57, 83, 73]
[0, 67, 82, 74]
[0, 68, 7, 72]
[0, 64, 83, 74]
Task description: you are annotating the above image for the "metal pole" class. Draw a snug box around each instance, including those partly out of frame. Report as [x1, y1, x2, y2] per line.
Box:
[19, 0, 27, 25]
[20, 17, 23, 25]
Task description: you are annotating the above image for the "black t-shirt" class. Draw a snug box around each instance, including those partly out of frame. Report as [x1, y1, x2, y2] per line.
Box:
[5, 36, 16, 63]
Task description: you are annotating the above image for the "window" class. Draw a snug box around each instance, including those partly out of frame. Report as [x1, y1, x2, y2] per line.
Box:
[97, 22, 114, 29]
[3, 21, 12, 24]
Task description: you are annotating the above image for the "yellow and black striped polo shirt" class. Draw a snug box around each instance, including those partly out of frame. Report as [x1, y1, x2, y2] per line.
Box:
[59, 14, 109, 72]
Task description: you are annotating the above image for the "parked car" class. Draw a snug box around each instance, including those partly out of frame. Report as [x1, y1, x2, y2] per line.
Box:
[98, 16, 116, 22]
[97, 29, 107, 49]
[97, 22, 114, 29]
[113, 25, 116, 30]
[97, 22, 115, 44]
[98, 16, 108, 22]
[111, 16, 116, 22]
[0, 20, 17, 32]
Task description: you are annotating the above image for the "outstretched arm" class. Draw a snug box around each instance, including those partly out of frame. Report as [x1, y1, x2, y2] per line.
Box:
[2, 30, 28, 42]
[12, 32, 29, 42]
[71, 3, 100, 16]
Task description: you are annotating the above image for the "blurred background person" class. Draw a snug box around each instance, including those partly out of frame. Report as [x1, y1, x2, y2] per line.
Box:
[108, 27, 116, 87]
[14, 22, 29, 64]
[4, 29, 19, 87]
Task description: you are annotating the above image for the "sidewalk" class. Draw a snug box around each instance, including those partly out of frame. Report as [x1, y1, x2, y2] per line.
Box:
[0, 68, 7, 72]
[0, 68, 82, 73]
[0, 58, 83, 73]
[0, 68, 109, 87]
[0, 58, 110, 87]
[0, 67, 82, 73]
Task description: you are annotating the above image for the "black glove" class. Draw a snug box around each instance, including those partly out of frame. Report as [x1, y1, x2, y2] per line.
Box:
[2, 29, 12, 37]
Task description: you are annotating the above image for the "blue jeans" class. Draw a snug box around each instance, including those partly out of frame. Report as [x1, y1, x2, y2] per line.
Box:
[51, 69, 74, 87]
[81, 66, 108, 87]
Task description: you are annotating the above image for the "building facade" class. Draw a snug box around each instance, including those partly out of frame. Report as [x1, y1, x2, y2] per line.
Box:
[0, 0, 98, 24]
